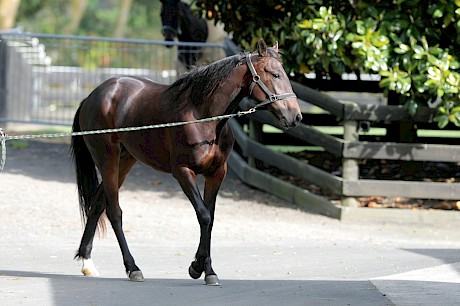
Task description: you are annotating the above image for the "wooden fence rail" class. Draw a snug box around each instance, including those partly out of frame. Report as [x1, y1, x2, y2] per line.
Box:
[228, 80, 460, 219]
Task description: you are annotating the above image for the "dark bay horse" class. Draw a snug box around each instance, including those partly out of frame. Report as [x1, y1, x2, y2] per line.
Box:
[71, 40, 302, 285]
[160, 0, 211, 70]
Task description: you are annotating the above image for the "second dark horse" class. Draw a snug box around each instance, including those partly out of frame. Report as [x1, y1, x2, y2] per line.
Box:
[160, 0, 208, 70]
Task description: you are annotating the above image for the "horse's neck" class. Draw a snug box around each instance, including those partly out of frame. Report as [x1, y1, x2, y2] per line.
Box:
[206, 64, 250, 117]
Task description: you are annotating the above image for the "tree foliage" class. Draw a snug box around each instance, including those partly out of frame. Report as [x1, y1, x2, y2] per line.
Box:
[196, 0, 460, 128]
[15, 0, 163, 40]
[0, 0, 21, 30]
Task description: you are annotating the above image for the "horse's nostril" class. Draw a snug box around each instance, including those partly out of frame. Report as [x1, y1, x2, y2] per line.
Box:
[295, 113, 302, 125]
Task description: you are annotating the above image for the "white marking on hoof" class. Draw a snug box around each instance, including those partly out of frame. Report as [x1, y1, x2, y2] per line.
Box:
[81, 258, 100, 277]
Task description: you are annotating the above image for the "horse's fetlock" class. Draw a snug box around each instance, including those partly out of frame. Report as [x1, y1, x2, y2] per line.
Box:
[204, 257, 212, 268]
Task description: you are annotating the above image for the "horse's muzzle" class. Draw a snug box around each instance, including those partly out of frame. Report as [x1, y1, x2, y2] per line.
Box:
[162, 26, 177, 48]
[278, 112, 302, 130]
[293, 113, 303, 127]
[164, 37, 174, 48]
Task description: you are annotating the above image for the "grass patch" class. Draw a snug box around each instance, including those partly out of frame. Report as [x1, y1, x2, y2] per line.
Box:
[268, 145, 325, 153]
[10, 140, 29, 149]
[417, 129, 460, 138]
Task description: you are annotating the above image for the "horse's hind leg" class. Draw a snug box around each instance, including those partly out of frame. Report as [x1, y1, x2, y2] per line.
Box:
[77, 147, 141, 280]
[100, 147, 143, 281]
[76, 184, 105, 277]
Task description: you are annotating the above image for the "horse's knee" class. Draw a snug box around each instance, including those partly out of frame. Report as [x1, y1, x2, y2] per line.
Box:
[197, 208, 211, 227]
[106, 206, 122, 224]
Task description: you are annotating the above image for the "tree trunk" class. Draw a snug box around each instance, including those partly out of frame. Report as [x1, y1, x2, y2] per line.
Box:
[114, 0, 133, 38]
[63, 0, 88, 34]
[0, 0, 21, 30]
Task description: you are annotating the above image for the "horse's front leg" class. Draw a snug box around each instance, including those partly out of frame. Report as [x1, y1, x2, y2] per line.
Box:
[172, 166, 220, 285]
[199, 164, 227, 286]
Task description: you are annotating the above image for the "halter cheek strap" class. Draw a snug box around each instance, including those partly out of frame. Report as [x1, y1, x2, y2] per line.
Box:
[246, 53, 297, 109]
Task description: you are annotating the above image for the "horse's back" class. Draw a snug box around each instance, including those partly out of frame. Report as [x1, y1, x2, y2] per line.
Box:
[80, 76, 168, 129]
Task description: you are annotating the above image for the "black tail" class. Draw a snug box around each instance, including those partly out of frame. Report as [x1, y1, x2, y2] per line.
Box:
[71, 101, 100, 225]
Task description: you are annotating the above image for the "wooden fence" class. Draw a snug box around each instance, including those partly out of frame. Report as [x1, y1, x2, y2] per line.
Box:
[227, 81, 460, 220]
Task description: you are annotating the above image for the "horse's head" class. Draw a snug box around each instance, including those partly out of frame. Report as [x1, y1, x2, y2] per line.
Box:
[247, 40, 302, 130]
[160, 0, 180, 47]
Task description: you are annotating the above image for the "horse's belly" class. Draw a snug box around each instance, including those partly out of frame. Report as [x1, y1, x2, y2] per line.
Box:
[120, 130, 172, 173]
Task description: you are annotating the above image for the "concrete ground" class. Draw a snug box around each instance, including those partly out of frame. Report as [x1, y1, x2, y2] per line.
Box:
[1, 140, 459, 305]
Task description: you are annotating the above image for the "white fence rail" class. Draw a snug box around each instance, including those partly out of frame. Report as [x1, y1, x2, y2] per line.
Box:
[0, 32, 225, 125]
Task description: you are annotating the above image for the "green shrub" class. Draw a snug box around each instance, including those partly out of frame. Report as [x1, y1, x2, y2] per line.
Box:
[197, 0, 460, 127]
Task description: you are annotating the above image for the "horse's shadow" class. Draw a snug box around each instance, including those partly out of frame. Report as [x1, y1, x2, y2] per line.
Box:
[0, 269, 390, 306]
[2, 248, 459, 305]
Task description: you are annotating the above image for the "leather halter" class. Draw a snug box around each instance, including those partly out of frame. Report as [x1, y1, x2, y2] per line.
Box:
[246, 53, 297, 109]
[162, 25, 180, 37]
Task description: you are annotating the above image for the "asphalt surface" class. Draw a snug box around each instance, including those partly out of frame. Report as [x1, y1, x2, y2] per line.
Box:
[1, 140, 459, 305]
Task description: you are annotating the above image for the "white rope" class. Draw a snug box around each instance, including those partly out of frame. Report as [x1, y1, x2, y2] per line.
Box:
[0, 108, 256, 172]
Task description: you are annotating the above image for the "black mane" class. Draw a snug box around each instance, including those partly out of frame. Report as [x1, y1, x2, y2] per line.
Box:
[167, 53, 245, 106]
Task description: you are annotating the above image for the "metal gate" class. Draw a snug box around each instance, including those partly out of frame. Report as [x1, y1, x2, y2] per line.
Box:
[0, 31, 225, 126]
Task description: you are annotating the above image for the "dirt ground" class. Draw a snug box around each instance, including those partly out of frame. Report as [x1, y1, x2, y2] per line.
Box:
[1, 139, 460, 305]
[0, 138, 339, 244]
[1, 138, 458, 246]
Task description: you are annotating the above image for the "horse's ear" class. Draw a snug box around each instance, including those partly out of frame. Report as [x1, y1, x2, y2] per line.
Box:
[273, 41, 279, 52]
[257, 39, 268, 57]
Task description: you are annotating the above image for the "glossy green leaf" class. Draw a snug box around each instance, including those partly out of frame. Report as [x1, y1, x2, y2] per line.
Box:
[434, 114, 449, 128]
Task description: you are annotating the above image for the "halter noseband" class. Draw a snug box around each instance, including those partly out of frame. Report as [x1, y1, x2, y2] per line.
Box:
[246, 53, 297, 109]
[162, 25, 180, 37]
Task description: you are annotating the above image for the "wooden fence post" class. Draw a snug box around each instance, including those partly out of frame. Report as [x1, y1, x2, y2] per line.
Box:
[248, 118, 263, 168]
[342, 120, 359, 207]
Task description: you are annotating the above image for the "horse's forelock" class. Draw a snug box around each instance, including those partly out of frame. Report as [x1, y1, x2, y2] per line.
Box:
[267, 47, 281, 61]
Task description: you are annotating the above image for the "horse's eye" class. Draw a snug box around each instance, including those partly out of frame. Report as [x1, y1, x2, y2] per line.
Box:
[272, 73, 280, 78]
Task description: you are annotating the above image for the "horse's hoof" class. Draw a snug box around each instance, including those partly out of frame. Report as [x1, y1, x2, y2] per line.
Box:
[205, 274, 221, 286]
[81, 259, 100, 277]
[188, 265, 202, 279]
[128, 270, 144, 282]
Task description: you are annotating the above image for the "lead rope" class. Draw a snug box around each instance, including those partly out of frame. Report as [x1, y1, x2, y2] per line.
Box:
[0, 107, 256, 172]
[0, 131, 5, 172]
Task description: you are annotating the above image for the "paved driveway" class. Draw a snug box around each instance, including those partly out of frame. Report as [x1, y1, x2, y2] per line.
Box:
[1, 140, 459, 305]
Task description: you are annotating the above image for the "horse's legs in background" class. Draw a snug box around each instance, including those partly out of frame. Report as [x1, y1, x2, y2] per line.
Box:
[172, 166, 223, 285]
[178, 46, 196, 71]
